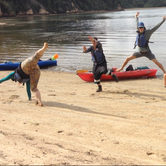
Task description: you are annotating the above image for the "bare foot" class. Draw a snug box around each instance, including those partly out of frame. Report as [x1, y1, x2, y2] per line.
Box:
[35, 100, 43, 106]
[38, 103, 43, 107]
[43, 42, 48, 50]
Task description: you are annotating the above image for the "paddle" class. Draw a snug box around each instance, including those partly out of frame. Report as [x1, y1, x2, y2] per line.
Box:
[76, 70, 89, 74]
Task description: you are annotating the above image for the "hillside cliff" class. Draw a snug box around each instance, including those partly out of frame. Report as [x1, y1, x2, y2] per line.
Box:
[0, 0, 166, 17]
[0, 0, 122, 17]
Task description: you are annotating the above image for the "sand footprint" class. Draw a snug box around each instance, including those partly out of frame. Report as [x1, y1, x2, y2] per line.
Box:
[9, 95, 19, 99]
[48, 94, 56, 96]
[161, 154, 166, 162]
[146, 152, 157, 158]
[2, 95, 20, 104]
[2, 99, 13, 104]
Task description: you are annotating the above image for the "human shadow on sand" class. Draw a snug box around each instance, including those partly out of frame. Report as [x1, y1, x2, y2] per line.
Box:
[104, 90, 166, 101]
[44, 101, 127, 119]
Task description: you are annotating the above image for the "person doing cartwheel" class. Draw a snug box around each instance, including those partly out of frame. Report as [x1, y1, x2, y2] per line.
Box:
[0, 42, 48, 106]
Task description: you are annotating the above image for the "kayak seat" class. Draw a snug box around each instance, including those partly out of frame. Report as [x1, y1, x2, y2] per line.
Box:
[136, 66, 149, 70]
[126, 64, 134, 71]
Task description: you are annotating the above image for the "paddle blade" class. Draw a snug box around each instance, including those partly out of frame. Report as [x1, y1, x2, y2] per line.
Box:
[76, 70, 89, 74]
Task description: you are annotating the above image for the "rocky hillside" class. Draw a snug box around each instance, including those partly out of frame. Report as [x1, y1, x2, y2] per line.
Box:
[0, 0, 166, 17]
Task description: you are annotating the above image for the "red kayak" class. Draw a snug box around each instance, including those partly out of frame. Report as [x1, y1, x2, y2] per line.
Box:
[77, 67, 157, 82]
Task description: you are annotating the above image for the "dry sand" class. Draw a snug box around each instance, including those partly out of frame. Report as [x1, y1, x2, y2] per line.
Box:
[0, 70, 166, 165]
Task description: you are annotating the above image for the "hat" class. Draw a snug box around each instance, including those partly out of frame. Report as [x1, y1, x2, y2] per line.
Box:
[138, 22, 145, 28]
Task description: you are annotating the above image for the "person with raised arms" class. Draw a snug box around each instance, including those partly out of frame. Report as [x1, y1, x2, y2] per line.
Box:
[116, 12, 166, 75]
[83, 36, 119, 92]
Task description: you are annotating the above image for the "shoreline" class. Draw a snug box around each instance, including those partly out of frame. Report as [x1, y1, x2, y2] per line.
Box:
[125, 6, 166, 10]
[0, 9, 123, 19]
[1, 6, 166, 19]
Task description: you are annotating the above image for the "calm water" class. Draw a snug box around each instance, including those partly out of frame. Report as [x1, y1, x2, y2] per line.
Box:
[0, 8, 166, 75]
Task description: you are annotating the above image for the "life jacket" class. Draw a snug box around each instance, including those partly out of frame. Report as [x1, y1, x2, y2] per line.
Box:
[134, 31, 149, 49]
[91, 51, 105, 64]
[91, 42, 106, 64]
[12, 63, 30, 85]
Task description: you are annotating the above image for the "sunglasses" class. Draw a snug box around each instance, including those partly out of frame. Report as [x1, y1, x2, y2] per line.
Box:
[139, 27, 144, 29]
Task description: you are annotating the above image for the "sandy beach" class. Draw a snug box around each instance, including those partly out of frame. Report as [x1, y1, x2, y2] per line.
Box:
[0, 70, 166, 165]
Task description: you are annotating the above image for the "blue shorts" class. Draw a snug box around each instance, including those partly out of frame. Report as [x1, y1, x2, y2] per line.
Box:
[132, 52, 156, 60]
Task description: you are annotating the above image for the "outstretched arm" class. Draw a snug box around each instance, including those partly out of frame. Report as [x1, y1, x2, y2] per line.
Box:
[135, 12, 140, 18]
[150, 16, 166, 33]
[83, 36, 95, 53]
[0, 71, 14, 83]
[83, 45, 93, 53]
[135, 12, 140, 28]
[83, 46, 87, 53]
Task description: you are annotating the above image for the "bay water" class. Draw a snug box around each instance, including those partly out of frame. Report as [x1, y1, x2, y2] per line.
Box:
[0, 7, 166, 76]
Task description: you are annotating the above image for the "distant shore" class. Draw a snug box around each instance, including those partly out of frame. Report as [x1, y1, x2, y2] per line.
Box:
[14, 9, 123, 18]
[125, 6, 166, 10]
[0, 9, 124, 19]
[1, 6, 166, 19]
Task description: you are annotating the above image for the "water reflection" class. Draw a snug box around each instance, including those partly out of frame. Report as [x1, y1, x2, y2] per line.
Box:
[0, 8, 166, 75]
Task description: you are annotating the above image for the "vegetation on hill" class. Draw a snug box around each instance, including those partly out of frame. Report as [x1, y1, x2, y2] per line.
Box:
[0, 0, 121, 16]
[0, 0, 166, 17]
[119, 0, 166, 8]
